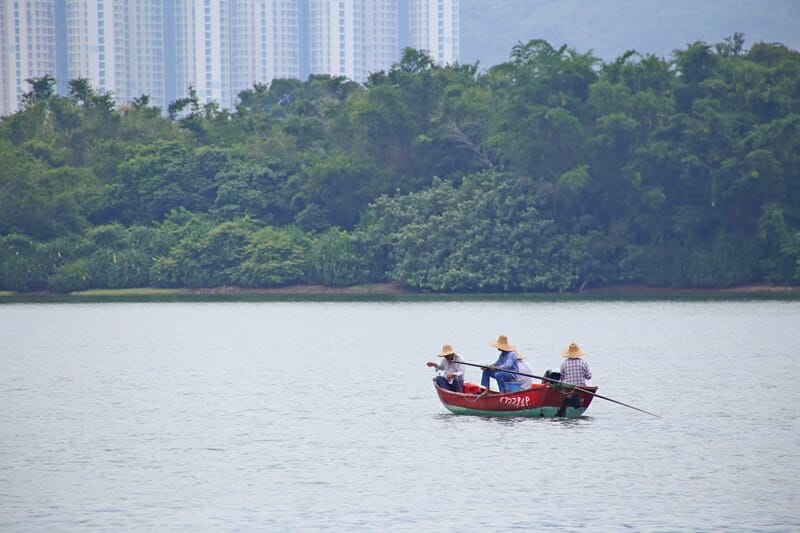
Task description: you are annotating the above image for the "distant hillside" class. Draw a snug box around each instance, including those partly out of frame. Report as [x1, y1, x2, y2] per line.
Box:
[460, 0, 800, 67]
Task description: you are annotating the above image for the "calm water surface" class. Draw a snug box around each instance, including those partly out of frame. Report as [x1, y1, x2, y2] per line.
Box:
[1, 299, 799, 531]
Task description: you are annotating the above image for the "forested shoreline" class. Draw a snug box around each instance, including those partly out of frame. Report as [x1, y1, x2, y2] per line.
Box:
[1, 36, 798, 293]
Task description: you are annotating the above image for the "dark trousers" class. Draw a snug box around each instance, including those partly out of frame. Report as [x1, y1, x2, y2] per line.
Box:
[435, 375, 463, 392]
[481, 369, 515, 392]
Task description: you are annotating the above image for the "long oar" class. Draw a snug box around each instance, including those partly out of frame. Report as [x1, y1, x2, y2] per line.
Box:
[456, 360, 662, 418]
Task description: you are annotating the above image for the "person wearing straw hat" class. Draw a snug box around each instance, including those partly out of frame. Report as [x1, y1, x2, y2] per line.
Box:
[479, 335, 520, 394]
[560, 342, 592, 386]
[426, 344, 465, 392]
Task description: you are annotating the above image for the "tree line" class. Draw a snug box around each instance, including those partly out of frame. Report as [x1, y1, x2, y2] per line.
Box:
[1, 35, 798, 292]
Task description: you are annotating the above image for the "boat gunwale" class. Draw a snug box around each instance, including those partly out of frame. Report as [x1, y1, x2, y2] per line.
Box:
[435, 382, 598, 399]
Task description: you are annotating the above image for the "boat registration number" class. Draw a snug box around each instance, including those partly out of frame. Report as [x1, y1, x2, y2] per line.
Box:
[500, 396, 530, 408]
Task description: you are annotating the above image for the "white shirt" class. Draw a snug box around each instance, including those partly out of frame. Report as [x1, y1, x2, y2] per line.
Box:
[516, 359, 534, 389]
[436, 354, 465, 380]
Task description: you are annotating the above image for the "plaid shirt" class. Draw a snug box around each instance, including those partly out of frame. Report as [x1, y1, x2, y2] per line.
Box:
[560, 358, 592, 386]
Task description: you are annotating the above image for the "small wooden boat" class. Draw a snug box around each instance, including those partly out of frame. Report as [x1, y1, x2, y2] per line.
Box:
[435, 382, 598, 418]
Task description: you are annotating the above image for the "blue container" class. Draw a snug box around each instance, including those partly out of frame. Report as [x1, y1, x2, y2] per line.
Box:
[504, 382, 522, 392]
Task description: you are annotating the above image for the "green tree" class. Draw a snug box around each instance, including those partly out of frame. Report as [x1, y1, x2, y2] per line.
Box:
[304, 228, 373, 286]
[235, 226, 309, 287]
[21, 75, 56, 107]
[0, 234, 47, 291]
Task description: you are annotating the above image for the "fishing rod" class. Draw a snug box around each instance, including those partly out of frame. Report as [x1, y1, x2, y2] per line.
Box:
[453, 359, 662, 419]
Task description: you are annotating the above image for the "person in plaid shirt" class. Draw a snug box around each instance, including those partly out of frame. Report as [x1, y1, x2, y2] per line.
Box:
[560, 342, 592, 386]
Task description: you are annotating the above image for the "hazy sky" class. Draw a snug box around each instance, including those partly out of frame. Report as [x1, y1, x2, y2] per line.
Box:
[460, 0, 800, 68]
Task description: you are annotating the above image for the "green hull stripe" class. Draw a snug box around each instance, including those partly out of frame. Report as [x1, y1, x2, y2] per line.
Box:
[443, 405, 586, 418]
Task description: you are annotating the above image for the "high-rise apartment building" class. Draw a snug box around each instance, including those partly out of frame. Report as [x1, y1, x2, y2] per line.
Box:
[174, 0, 232, 107]
[0, 0, 459, 117]
[232, 0, 300, 98]
[66, 0, 130, 104]
[366, 1, 399, 75]
[127, 0, 168, 108]
[1, 0, 59, 114]
[408, 0, 458, 65]
[307, 0, 397, 83]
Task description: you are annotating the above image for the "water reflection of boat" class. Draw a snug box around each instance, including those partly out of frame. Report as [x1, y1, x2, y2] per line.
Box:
[434, 382, 598, 418]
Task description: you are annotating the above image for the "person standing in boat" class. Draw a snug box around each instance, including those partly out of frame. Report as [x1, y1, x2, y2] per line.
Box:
[560, 342, 592, 386]
[480, 335, 520, 394]
[426, 344, 465, 392]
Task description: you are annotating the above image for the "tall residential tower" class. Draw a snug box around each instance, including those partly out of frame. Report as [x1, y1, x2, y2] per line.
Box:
[1, 1, 58, 114]
[408, 0, 458, 65]
[0, 0, 459, 116]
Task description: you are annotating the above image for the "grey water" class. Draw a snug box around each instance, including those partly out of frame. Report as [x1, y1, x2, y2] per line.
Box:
[1, 299, 799, 531]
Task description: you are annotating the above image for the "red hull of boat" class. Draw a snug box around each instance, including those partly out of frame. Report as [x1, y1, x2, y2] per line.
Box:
[435, 382, 597, 418]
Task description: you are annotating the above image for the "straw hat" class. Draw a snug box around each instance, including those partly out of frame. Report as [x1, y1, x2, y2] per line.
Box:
[490, 335, 514, 351]
[561, 342, 587, 358]
[437, 344, 456, 357]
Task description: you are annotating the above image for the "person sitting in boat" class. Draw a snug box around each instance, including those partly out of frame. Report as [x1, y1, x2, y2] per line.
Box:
[516, 353, 534, 390]
[480, 335, 520, 394]
[426, 344, 465, 392]
[560, 342, 592, 386]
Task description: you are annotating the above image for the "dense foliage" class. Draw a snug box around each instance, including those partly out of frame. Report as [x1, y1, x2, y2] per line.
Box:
[1, 36, 799, 292]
